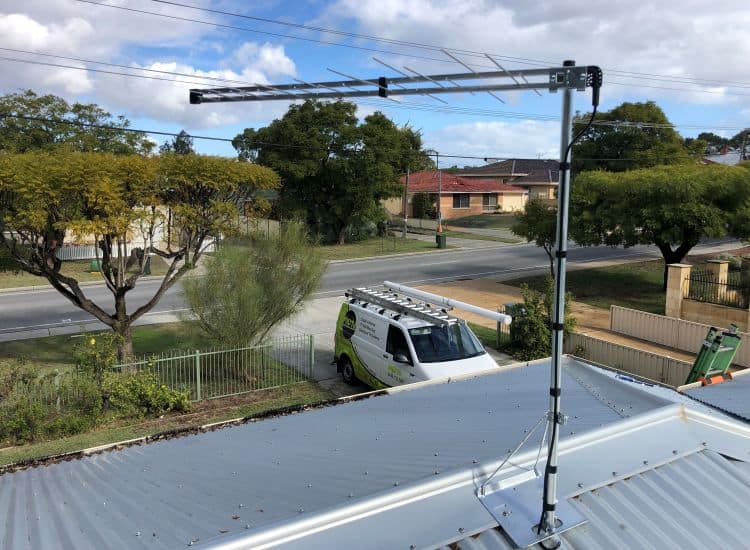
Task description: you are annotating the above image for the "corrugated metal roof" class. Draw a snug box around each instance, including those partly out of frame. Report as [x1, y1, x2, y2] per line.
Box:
[0, 358, 673, 550]
[451, 450, 750, 550]
[684, 374, 750, 421]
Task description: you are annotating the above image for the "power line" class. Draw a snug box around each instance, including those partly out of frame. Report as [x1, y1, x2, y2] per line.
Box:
[0, 113, 736, 163]
[5, 49, 748, 130]
[78, 0, 750, 95]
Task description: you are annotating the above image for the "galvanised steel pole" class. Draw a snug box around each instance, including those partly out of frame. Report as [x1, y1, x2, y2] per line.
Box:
[540, 60, 575, 546]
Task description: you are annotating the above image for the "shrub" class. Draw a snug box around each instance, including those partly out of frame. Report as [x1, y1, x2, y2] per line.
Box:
[73, 332, 121, 387]
[412, 192, 436, 220]
[507, 276, 576, 361]
[104, 372, 191, 418]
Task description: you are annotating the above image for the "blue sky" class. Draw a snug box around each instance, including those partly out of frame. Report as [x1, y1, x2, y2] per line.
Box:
[1, 0, 748, 164]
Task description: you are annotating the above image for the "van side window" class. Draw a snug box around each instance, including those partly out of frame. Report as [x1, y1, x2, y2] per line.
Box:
[386, 325, 412, 364]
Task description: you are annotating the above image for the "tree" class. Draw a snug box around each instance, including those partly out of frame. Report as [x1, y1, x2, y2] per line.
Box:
[511, 198, 558, 277]
[572, 101, 701, 173]
[160, 130, 195, 155]
[233, 100, 431, 244]
[0, 151, 279, 359]
[570, 164, 750, 289]
[182, 224, 326, 347]
[0, 90, 154, 154]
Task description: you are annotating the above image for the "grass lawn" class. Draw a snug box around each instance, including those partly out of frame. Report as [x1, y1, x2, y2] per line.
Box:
[449, 213, 517, 229]
[505, 260, 666, 314]
[318, 236, 447, 261]
[0, 382, 332, 467]
[441, 230, 521, 244]
[468, 322, 500, 349]
[0, 322, 216, 374]
[0, 257, 170, 290]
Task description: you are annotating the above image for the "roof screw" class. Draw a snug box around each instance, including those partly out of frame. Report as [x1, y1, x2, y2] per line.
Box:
[673, 450, 678, 455]
[298, 507, 305, 513]
[472, 459, 479, 464]
[458, 527, 465, 534]
[612, 471, 617, 477]
[456, 418, 461, 422]
[434, 470, 440, 475]
[135, 532, 141, 537]
[434, 452, 439, 456]
[307, 483, 312, 488]
[239, 504, 244, 508]
[348, 493, 354, 498]
[245, 524, 251, 530]
[577, 483, 584, 488]
[702, 442, 707, 446]
[394, 482, 400, 487]
[502, 510, 511, 517]
[482, 439, 487, 443]
[643, 460, 649, 465]
[410, 545, 417, 550]
[364, 471, 369, 475]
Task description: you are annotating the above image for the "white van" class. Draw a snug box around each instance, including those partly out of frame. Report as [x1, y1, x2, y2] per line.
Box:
[334, 286, 502, 389]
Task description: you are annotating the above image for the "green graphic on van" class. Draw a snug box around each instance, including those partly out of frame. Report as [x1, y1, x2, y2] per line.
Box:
[342, 310, 356, 339]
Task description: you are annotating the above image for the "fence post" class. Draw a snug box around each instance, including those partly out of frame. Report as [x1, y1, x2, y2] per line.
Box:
[195, 350, 202, 401]
[308, 334, 315, 379]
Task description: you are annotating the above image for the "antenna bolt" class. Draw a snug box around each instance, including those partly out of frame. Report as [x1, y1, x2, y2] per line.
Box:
[612, 471, 617, 477]
[458, 527, 465, 533]
[502, 510, 511, 517]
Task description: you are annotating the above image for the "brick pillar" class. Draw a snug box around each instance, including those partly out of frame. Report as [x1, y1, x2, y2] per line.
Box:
[705, 260, 729, 284]
[665, 263, 692, 319]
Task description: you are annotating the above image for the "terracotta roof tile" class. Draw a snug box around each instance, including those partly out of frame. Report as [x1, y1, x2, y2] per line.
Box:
[401, 171, 527, 193]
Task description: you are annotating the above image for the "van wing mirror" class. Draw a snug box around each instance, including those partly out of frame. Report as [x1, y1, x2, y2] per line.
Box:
[393, 352, 410, 364]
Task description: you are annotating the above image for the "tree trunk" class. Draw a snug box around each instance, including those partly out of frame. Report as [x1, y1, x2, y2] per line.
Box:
[113, 292, 133, 362]
[337, 227, 347, 245]
[545, 248, 555, 279]
[656, 240, 696, 291]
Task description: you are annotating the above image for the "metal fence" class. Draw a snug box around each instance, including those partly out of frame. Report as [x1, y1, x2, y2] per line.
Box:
[55, 244, 134, 261]
[610, 305, 750, 368]
[115, 334, 315, 402]
[684, 271, 750, 309]
[564, 332, 693, 387]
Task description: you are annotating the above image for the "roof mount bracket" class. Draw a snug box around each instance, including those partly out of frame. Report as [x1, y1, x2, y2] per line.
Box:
[478, 475, 586, 549]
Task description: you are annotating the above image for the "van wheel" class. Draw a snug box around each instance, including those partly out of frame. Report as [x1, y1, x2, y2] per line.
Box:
[340, 357, 358, 385]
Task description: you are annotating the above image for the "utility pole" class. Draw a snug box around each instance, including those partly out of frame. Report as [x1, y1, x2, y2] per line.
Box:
[436, 151, 443, 233]
[403, 166, 409, 238]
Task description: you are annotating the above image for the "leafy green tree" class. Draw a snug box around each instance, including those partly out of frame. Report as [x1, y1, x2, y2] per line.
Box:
[233, 100, 430, 243]
[0, 151, 279, 359]
[182, 223, 326, 347]
[572, 101, 700, 172]
[570, 164, 750, 289]
[411, 192, 436, 220]
[511, 198, 558, 277]
[0, 90, 153, 154]
[160, 130, 195, 155]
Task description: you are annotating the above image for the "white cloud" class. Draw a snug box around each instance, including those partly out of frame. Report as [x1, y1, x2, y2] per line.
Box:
[321, 0, 750, 106]
[428, 119, 561, 162]
[0, 2, 298, 128]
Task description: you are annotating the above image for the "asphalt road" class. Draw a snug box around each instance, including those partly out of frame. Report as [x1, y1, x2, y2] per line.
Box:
[0, 240, 733, 336]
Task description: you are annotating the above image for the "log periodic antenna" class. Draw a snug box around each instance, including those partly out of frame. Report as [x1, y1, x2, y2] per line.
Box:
[189, 60, 603, 550]
[188, 63, 595, 104]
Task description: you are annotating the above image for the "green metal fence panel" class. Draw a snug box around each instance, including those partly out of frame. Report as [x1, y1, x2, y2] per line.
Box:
[113, 334, 314, 402]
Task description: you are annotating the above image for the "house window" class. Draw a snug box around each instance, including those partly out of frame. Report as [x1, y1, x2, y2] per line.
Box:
[482, 193, 497, 211]
[452, 193, 470, 209]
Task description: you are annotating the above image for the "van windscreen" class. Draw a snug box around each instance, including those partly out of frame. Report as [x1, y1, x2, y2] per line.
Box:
[408, 323, 485, 363]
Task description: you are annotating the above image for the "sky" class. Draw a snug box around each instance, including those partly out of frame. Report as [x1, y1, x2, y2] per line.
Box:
[1, 0, 749, 165]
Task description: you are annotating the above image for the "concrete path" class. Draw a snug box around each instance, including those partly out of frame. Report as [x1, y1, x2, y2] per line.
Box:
[397, 230, 513, 249]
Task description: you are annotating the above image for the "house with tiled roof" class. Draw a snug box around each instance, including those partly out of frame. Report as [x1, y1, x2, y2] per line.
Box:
[384, 171, 528, 221]
[454, 159, 560, 200]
